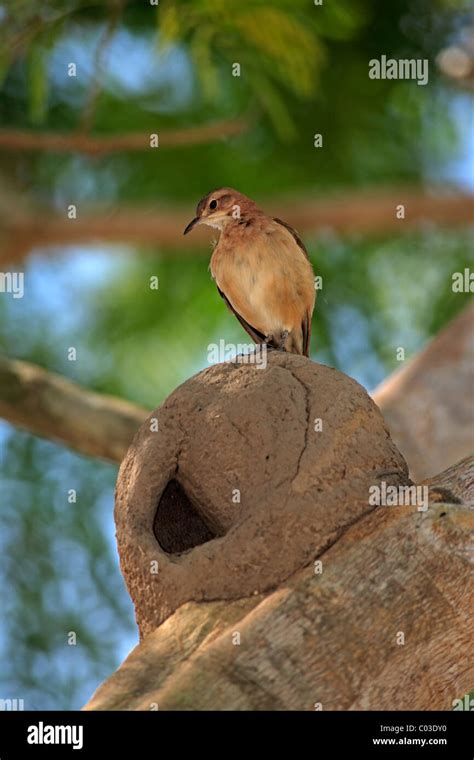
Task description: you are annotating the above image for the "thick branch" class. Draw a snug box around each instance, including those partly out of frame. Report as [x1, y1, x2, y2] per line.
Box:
[422, 455, 474, 504]
[85, 457, 474, 710]
[0, 117, 249, 155]
[2, 189, 473, 264]
[373, 302, 474, 482]
[0, 355, 146, 462]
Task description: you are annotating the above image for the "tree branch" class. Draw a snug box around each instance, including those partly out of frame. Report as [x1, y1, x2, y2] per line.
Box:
[0, 116, 250, 155]
[373, 302, 474, 482]
[85, 456, 474, 710]
[1, 189, 473, 265]
[422, 455, 474, 505]
[0, 355, 146, 463]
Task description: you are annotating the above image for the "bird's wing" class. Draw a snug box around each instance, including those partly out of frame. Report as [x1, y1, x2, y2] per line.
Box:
[302, 309, 312, 357]
[216, 285, 267, 345]
[272, 217, 310, 260]
[273, 217, 314, 357]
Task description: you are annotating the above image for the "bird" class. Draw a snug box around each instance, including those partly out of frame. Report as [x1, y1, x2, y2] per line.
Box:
[183, 188, 316, 356]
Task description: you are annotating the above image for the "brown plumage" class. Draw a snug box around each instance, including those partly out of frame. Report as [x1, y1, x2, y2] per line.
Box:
[184, 187, 316, 356]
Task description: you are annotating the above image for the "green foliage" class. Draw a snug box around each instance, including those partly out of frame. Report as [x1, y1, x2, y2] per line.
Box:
[157, 0, 363, 137]
[27, 43, 48, 123]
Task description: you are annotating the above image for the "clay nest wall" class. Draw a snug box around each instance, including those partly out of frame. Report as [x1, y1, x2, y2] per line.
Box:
[114, 352, 412, 638]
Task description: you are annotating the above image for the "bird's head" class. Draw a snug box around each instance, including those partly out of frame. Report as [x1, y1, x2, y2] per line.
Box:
[183, 187, 257, 235]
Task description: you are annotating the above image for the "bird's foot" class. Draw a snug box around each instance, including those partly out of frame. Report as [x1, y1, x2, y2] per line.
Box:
[278, 330, 289, 351]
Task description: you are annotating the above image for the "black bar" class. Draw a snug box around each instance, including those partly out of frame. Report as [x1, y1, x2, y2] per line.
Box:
[0, 710, 471, 757]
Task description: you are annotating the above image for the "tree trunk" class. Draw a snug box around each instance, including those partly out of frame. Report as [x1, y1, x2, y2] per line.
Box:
[84, 461, 473, 710]
[374, 303, 474, 482]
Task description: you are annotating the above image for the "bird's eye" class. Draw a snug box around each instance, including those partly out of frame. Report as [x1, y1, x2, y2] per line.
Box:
[209, 199, 218, 210]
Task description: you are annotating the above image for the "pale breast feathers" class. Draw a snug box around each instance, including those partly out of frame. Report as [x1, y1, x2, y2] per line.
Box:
[211, 219, 315, 336]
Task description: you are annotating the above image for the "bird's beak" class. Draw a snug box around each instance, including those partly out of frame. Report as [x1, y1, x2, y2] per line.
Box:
[183, 216, 200, 235]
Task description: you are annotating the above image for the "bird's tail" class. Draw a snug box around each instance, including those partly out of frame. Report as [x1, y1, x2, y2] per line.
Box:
[284, 330, 305, 356]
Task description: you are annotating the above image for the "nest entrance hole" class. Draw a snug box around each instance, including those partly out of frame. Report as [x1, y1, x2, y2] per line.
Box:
[154, 479, 216, 554]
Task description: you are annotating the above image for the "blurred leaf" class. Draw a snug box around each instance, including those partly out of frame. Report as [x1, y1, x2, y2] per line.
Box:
[0, 46, 13, 88]
[191, 27, 220, 100]
[158, 3, 182, 46]
[157, 0, 339, 136]
[26, 42, 48, 124]
[250, 70, 296, 140]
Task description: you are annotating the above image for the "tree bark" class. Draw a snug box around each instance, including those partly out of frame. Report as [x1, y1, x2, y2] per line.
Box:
[0, 355, 146, 462]
[0, 117, 249, 155]
[374, 303, 474, 482]
[84, 456, 474, 711]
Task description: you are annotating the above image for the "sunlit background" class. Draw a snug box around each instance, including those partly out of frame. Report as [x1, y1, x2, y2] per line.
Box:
[0, 0, 473, 709]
